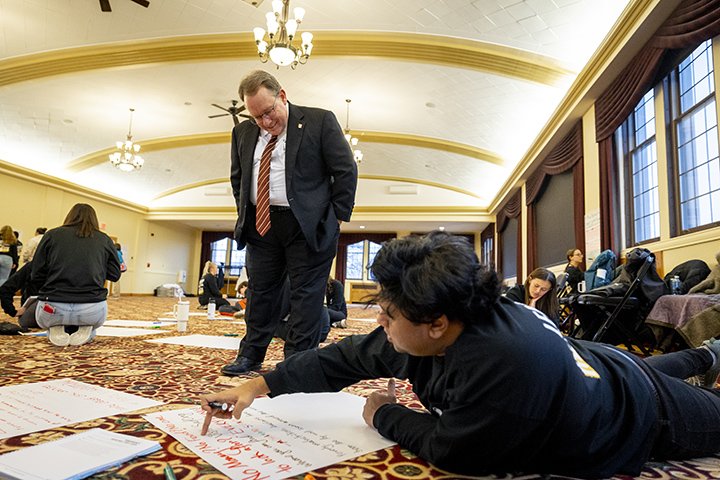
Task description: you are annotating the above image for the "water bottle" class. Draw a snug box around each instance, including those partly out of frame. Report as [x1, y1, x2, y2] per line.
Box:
[207, 297, 216, 319]
[670, 275, 681, 295]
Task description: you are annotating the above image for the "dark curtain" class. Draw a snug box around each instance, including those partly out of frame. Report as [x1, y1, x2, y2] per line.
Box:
[525, 123, 584, 271]
[572, 159, 586, 258]
[500, 219, 519, 279]
[532, 172, 577, 268]
[335, 232, 397, 285]
[598, 138, 618, 251]
[200, 231, 233, 280]
[594, 0, 720, 251]
[496, 190, 522, 279]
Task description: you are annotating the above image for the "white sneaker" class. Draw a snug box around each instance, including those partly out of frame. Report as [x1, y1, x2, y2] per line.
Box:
[48, 326, 70, 347]
[332, 319, 348, 328]
[69, 326, 94, 346]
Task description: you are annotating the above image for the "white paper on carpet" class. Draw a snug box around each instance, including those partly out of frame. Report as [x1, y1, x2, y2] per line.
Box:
[146, 334, 241, 350]
[105, 320, 175, 328]
[95, 326, 166, 337]
[144, 392, 395, 480]
[0, 379, 162, 440]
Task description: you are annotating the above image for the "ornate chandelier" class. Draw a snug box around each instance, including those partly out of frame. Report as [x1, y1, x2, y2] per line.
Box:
[252, 0, 313, 69]
[109, 108, 144, 172]
[344, 99, 363, 164]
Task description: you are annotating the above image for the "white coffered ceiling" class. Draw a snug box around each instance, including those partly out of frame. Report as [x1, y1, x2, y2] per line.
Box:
[0, 0, 640, 233]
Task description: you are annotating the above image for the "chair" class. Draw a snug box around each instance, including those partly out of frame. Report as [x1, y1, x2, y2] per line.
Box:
[569, 255, 656, 355]
[556, 272, 575, 334]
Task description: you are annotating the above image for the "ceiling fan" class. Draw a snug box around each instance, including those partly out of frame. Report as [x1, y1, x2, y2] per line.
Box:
[99, 0, 150, 12]
[209, 100, 252, 126]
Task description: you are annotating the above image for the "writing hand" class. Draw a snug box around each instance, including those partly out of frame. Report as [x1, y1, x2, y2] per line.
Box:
[199, 376, 270, 435]
[362, 378, 397, 428]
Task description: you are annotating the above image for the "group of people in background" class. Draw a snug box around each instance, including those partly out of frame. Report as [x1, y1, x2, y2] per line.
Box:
[197, 257, 348, 342]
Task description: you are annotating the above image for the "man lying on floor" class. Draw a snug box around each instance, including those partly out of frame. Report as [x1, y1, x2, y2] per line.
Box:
[201, 231, 720, 479]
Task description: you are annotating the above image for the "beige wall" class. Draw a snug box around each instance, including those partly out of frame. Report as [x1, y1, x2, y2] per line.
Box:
[0, 170, 199, 295]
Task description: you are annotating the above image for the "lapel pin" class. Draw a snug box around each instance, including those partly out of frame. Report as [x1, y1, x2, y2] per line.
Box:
[298, 123, 303, 128]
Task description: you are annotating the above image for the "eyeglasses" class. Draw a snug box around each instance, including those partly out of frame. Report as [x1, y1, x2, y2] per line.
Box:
[249, 93, 280, 125]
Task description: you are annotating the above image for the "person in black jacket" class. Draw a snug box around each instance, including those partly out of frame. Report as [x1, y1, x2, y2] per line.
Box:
[0, 260, 39, 328]
[326, 276, 348, 328]
[564, 247, 585, 292]
[505, 267, 560, 322]
[201, 232, 720, 478]
[31, 203, 121, 347]
[222, 70, 358, 376]
[198, 261, 231, 309]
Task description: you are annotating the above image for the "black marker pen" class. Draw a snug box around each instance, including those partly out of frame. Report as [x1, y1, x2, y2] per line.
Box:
[208, 401, 234, 411]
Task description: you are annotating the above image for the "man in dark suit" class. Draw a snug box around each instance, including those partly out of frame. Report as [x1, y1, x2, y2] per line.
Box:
[222, 70, 358, 376]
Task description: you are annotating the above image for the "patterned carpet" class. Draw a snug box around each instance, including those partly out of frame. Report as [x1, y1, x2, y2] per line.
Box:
[0, 295, 719, 480]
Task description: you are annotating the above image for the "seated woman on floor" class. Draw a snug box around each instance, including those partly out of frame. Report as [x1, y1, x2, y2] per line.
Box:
[564, 248, 585, 293]
[505, 267, 560, 323]
[198, 261, 232, 310]
[326, 276, 348, 328]
[31, 203, 122, 346]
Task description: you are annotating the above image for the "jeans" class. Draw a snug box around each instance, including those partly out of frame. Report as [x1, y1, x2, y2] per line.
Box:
[642, 347, 720, 460]
[35, 300, 108, 334]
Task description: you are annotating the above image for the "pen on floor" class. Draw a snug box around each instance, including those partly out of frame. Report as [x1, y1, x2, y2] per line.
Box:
[164, 464, 177, 480]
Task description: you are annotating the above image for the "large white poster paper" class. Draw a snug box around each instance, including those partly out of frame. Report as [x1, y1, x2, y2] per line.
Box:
[105, 320, 174, 327]
[146, 334, 241, 350]
[95, 326, 166, 337]
[144, 392, 395, 480]
[0, 379, 162, 440]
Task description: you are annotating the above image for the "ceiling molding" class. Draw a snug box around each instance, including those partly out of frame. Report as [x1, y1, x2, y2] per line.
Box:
[68, 131, 502, 172]
[353, 205, 490, 214]
[145, 205, 491, 223]
[66, 133, 231, 172]
[152, 174, 483, 201]
[152, 178, 229, 201]
[360, 174, 483, 199]
[0, 158, 148, 214]
[350, 131, 504, 166]
[0, 32, 573, 88]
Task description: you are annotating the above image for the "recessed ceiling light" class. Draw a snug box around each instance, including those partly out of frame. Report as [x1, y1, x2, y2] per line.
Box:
[62, 119, 73, 124]
[438, 226, 445, 231]
[359, 225, 366, 229]
[184, 102, 192, 106]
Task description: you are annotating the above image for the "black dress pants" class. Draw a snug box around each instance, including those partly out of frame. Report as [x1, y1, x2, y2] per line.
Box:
[241, 206, 337, 361]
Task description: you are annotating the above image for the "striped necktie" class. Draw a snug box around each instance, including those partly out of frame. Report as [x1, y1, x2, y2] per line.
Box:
[255, 135, 278, 236]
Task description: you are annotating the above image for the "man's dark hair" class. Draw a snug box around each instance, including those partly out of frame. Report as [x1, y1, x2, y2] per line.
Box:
[370, 231, 500, 325]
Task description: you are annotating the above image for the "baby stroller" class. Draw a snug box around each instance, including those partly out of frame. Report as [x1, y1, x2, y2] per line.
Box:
[559, 250, 615, 333]
[567, 248, 667, 355]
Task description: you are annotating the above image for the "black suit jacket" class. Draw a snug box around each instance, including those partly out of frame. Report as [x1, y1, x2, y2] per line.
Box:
[230, 102, 358, 252]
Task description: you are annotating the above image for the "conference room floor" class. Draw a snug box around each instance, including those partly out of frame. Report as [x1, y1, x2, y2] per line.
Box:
[1, 295, 720, 479]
